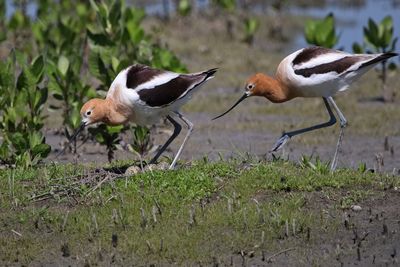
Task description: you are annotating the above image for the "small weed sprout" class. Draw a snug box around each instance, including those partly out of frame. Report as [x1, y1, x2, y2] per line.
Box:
[128, 125, 152, 167]
[300, 155, 330, 174]
[243, 17, 259, 45]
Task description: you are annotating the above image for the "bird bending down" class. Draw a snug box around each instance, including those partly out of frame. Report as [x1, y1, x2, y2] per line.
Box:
[213, 46, 398, 170]
[70, 64, 217, 169]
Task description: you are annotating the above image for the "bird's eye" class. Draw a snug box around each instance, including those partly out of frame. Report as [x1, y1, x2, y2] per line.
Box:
[247, 84, 254, 90]
[86, 111, 91, 116]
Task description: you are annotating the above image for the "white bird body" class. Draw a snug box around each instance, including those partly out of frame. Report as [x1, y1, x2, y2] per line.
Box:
[105, 66, 215, 125]
[276, 47, 395, 98]
[78, 64, 217, 169]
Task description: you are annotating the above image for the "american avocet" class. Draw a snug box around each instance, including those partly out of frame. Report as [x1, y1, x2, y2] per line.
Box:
[213, 46, 398, 170]
[69, 64, 217, 169]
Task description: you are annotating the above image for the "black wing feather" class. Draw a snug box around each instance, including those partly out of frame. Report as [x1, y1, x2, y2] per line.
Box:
[138, 68, 217, 107]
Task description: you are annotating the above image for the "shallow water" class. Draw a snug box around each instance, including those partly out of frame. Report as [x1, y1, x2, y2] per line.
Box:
[290, 0, 400, 51]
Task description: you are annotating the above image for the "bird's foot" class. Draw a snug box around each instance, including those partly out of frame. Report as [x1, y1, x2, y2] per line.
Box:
[270, 134, 290, 152]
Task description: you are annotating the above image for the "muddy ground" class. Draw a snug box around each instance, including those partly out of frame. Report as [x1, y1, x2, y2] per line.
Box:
[227, 189, 400, 267]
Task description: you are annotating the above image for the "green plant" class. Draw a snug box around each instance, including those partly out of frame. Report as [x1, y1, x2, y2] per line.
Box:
[0, 52, 50, 168]
[299, 155, 330, 175]
[178, 0, 191, 16]
[304, 13, 339, 48]
[243, 17, 259, 45]
[357, 162, 367, 173]
[352, 16, 397, 102]
[213, 0, 236, 11]
[31, 1, 96, 152]
[88, 125, 124, 163]
[128, 125, 152, 159]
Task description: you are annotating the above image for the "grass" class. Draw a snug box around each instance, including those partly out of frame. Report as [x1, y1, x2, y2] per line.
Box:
[1, 158, 399, 265]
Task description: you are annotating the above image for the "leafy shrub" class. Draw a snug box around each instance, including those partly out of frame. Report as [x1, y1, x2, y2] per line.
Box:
[304, 13, 339, 48]
[0, 52, 50, 168]
[31, 1, 96, 152]
[1, 0, 187, 164]
[352, 16, 397, 102]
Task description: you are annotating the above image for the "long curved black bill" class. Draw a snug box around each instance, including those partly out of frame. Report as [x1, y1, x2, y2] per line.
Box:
[212, 93, 248, 120]
[56, 122, 86, 158]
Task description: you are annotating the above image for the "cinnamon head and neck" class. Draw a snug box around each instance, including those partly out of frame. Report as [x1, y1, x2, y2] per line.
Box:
[213, 73, 296, 120]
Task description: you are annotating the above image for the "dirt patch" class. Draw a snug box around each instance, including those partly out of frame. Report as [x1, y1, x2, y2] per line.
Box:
[217, 189, 400, 266]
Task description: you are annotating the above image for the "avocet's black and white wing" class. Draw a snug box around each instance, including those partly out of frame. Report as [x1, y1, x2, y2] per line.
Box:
[113, 64, 217, 108]
[277, 46, 397, 96]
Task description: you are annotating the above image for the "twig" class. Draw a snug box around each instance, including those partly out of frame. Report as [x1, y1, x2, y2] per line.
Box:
[11, 229, 22, 237]
[61, 211, 69, 232]
[86, 174, 110, 196]
[266, 248, 295, 263]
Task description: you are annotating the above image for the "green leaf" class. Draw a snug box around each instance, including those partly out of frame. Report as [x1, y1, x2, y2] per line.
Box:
[57, 56, 69, 76]
[69, 108, 82, 129]
[31, 55, 45, 82]
[10, 132, 27, 152]
[87, 29, 114, 46]
[34, 87, 48, 110]
[109, 0, 122, 27]
[352, 42, 364, 53]
[98, 3, 109, 19]
[367, 18, 379, 46]
[126, 20, 145, 44]
[107, 125, 124, 134]
[8, 10, 29, 29]
[89, 0, 99, 12]
[304, 20, 316, 44]
[111, 56, 120, 72]
[32, 143, 51, 158]
[29, 132, 43, 149]
[381, 16, 393, 31]
[53, 93, 64, 101]
[245, 18, 259, 35]
[16, 70, 28, 90]
[325, 28, 338, 48]
[178, 0, 191, 16]
[214, 0, 236, 11]
[95, 133, 105, 144]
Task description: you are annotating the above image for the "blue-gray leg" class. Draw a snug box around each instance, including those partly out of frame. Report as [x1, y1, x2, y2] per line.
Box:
[327, 97, 347, 171]
[169, 112, 194, 170]
[271, 97, 337, 152]
[149, 115, 182, 165]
